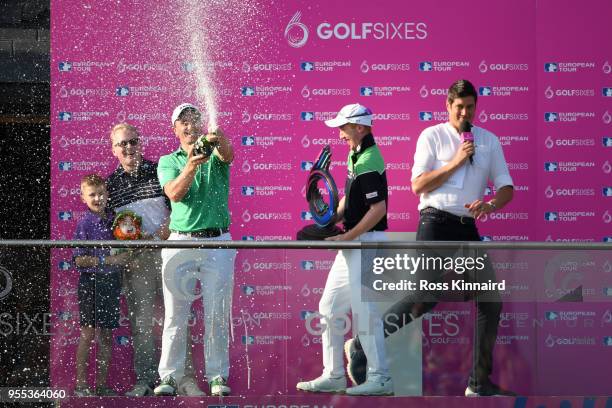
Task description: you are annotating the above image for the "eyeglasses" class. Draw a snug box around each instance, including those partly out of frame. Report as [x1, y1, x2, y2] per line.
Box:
[114, 137, 140, 148]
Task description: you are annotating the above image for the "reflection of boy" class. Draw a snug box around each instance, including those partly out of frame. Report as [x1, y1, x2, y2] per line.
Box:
[72, 174, 132, 396]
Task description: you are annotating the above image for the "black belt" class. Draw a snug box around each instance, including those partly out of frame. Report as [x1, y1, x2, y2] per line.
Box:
[171, 228, 229, 238]
[419, 207, 475, 225]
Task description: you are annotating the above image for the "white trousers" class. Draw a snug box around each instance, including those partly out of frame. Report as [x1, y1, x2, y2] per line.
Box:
[319, 231, 389, 381]
[158, 232, 236, 383]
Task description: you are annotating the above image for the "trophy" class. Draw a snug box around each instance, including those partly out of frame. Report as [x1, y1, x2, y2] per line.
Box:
[297, 145, 344, 240]
[110, 210, 143, 255]
[112, 210, 142, 240]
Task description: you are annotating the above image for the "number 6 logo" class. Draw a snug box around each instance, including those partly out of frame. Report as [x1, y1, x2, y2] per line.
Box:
[285, 11, 309, 48]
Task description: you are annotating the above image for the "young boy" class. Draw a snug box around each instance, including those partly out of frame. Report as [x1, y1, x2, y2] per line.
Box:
[72, 174, 132, 396]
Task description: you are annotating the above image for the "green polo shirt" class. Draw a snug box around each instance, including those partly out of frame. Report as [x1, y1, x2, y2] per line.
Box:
[158, 147, 230, 232]
[344, 133, 388, 231]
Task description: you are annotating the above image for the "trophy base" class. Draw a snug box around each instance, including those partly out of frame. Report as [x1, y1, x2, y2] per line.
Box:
[296, 224, 344, 241]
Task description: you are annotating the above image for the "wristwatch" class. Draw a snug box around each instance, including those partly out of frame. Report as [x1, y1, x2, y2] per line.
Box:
[486, 201, 497, 211]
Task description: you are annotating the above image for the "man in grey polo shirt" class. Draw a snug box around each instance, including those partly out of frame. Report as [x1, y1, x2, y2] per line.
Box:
[106, 123, 203, 396]
[153, 103, 235, 397]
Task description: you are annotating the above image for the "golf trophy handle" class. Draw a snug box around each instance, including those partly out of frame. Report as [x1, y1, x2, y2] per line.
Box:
[297, 145, 343, 240]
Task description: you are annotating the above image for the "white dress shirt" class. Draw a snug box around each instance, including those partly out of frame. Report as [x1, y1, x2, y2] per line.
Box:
[411, 122, 513, 217]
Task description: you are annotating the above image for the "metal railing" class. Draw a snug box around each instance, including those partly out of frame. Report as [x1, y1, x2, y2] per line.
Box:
[0, 240, 610, 250]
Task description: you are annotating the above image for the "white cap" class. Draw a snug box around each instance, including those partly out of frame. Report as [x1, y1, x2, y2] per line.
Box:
[171, 103, 200, 125]
[325, 103, 373, 127]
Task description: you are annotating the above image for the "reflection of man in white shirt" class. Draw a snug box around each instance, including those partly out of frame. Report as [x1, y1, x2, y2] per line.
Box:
[345, 80, 515, 397]
[411, 79, 514, 395]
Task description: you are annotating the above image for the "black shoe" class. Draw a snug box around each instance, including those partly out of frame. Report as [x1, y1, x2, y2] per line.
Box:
[465, 383, 516, 397]
[344, 338, 367, 386]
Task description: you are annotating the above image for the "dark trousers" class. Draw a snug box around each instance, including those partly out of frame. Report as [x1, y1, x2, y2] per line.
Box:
[361, 210, 502, 390]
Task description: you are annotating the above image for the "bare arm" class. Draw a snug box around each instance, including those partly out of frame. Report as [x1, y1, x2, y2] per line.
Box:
[412, 141, 474, 195]
[163, 147, 208, 202]
[74, 251, 132, 267]
[326, 200, 386, 241]
[465, 185, 514, 220]
[155, 218, 171, 240]
[331, 195, 346, 224]
[208, 128, 234, 164]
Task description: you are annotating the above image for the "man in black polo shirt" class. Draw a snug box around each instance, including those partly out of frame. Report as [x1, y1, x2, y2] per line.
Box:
[296, 103, 393, 396]
[106, 123, 202, 396]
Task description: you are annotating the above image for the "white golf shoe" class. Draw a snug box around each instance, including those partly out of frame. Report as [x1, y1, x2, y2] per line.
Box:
[346, 376, 393, 396]
[296, 375, 347, 393]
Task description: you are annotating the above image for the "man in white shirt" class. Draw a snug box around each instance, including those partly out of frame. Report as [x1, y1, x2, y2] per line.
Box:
[344, 80, 515, 396]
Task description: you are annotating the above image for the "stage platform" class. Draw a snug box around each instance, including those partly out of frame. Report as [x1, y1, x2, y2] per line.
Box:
[57, 395, 612, 408]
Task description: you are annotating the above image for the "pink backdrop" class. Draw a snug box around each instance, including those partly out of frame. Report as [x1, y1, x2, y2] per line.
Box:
[50, 0, 612, 398]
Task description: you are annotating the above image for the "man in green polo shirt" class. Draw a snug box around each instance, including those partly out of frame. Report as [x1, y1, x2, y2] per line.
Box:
[154, 103, 235, 397]
[296, 103, 393, 396]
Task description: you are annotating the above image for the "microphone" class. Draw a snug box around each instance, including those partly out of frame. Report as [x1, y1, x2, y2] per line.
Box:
[459, 121, 474, 164]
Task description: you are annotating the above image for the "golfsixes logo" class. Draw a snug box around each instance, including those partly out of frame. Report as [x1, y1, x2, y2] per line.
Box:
[284, 11, 428, 48]
[285, 12, 309, 48]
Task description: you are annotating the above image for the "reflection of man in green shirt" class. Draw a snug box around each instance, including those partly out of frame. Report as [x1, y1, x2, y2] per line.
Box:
[154, 103, 236, 397]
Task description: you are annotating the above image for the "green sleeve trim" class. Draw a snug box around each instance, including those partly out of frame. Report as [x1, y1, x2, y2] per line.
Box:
[353, 146, 385, 176]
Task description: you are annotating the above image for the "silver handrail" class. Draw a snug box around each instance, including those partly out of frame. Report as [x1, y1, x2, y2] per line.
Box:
[0, 240, 610, 250]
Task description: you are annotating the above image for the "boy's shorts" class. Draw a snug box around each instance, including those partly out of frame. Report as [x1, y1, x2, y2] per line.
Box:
[78, 272, 122, 329]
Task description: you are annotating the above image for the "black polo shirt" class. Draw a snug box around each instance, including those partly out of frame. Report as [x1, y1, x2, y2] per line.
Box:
[106, 159, 169, 210]
[343, 134, 388, 232]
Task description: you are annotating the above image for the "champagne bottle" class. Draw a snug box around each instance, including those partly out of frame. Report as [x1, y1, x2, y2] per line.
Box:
[193, 134, 218, 158]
